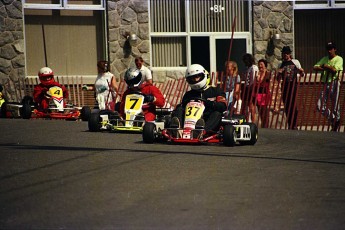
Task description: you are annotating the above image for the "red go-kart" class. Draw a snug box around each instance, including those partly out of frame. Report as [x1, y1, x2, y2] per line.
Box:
[142, 98, 258, 147]
[20, 86, 91, 121]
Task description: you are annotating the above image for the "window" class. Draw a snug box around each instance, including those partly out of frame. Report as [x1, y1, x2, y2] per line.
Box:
[295, 9, 345, 70]
[294, 0, 345, 9]
[149, 0, 249, 70]
[23, 0, 104, 10]
[23, 1, 106, 77]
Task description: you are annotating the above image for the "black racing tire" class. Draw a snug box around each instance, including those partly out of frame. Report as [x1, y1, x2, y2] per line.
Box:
[20, 103, 32, 119]
[22, 96, 34, 105]
[88, 112, 101, 132]
[223, 125, 236, 147]
[239, 122, 258, 145]
[248, 123, 258, 145]
[80, 106, 91, 121]
[142, 122, 156, 144]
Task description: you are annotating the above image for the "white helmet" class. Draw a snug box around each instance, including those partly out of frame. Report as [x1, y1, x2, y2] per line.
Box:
[38, 67, 54, 85]
[124, 68, 143, 88]
[185, 64, 209, 91]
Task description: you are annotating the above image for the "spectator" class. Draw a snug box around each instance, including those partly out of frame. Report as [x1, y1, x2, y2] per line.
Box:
[223, 61, 241, 115]
[277, 46, 304, 130]
[256, 59, 271, 128]
[135, 57, 153, 84]
[83, 60, 119, 111]
[242, 53, 259, 123]
[33, 67, 69, 110]
[313, 41, 343, 131]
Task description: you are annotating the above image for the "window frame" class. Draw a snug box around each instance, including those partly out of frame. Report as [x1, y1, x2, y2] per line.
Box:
[22, 0, 105, 11]
[149, 0, 252, 72]
[294, 0, 345, 9]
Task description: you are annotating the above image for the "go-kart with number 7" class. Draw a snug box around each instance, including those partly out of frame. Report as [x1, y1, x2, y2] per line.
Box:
[88, 92, 170, 132]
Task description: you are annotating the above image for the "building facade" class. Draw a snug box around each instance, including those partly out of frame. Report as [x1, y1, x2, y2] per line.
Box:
[1, 0, 344, 101]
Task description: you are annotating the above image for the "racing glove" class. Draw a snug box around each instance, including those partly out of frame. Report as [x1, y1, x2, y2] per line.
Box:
[204, 99, 214, 109]
[144, 94, 154, 103]
[43, 90, 51, 99]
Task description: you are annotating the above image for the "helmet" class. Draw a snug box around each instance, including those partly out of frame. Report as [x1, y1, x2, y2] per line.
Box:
[38, 67, 54, 85]
[185, 64, 209, 91]
[124, 68, 143, 88]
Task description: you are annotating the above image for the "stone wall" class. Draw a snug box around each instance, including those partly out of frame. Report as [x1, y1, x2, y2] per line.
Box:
[107, 0, 184, 83]
[107, 0, 150, 80]
[252, 1, 294, 70]
[0, 0, 25, 100]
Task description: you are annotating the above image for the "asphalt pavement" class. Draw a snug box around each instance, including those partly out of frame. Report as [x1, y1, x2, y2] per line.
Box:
[0, 119, 345, 230]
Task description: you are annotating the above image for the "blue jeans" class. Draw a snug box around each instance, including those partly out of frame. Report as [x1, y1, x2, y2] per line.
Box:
[317, 80, 340, 122]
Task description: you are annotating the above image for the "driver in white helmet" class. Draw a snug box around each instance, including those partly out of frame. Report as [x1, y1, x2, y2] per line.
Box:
[171, 64, 227, 137]
[33, 67, 69, 110]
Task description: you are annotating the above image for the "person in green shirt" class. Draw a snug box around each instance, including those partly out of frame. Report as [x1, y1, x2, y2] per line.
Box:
[313, 41, 343, 131]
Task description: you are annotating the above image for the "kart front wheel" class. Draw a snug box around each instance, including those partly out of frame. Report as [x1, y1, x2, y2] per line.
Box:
[142, 122, 156, 144]
[0, 102, 7, 118]
[20, 103, 32, 119]
[80, 106, 91, 121]
[223, 125, 236, 147]
[88, 112, 101, 132]
[248, 123, 258, 145]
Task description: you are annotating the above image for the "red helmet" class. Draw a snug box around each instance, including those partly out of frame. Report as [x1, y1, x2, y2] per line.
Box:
[38, 67, 55, 85]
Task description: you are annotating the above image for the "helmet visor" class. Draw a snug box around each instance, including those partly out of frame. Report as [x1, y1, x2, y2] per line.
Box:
[186, 73, 204, 85]
[126, 75, 142, 87]
[40, 75, 53, 82]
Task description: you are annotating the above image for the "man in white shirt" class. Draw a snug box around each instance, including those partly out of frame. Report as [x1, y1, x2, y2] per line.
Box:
[135, 57, 153, 84]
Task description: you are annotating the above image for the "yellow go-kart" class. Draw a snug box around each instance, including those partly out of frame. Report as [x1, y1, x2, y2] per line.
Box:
[88, 92, 170, 132]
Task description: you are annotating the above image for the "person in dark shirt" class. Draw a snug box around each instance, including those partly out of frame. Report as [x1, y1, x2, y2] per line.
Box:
[277, 46, 305, 130]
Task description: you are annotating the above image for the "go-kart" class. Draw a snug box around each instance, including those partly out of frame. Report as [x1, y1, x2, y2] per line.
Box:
[142, 98, 258, 146]
[88, 91, 171, 132]
[19, 86, 91, 121]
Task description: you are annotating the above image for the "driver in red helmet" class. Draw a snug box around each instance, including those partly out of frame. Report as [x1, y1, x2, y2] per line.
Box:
[33, 67, 69, 110]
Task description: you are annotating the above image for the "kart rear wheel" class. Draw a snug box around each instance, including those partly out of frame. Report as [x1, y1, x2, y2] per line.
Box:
[239, 122, 258, 145]
[88, 112, 101, 132]
[142, 122, 156, 144]
[22, 96, 34, 105]
[20, 103, 32, 119]
[80, 106, 91, 121]
[223, 125, 236, 147]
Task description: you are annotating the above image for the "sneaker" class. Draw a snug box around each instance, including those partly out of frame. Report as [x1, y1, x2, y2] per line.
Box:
[170, 117, 180, 128]
[195, 118, 205, 129]
[331, 120, 340, 132]
[170, 117, 180, 138]
[193, 119, 205, 139]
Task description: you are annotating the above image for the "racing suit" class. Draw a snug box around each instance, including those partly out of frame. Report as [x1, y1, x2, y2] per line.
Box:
[119, 82, 165, 121]
[33, 82, 69, 110]
[173, 86, 227, 132]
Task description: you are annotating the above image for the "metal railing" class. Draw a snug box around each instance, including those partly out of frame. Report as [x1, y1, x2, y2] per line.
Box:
[1, 70, 344, 132]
